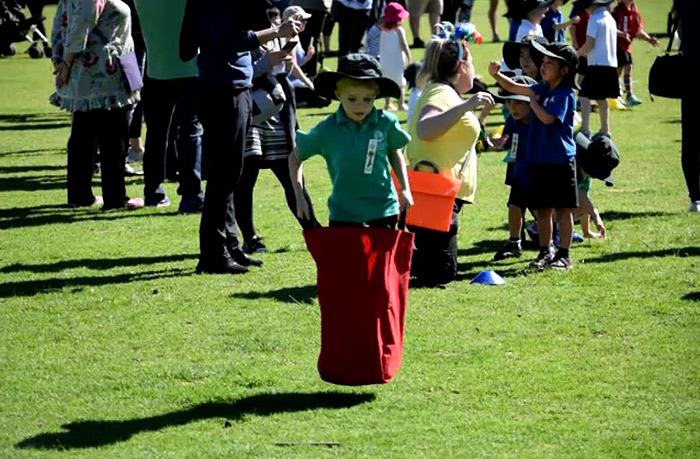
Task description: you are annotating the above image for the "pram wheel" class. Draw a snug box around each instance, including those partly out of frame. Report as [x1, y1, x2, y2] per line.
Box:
[28, 43, 44, 59]
[0, 43, 17, 57]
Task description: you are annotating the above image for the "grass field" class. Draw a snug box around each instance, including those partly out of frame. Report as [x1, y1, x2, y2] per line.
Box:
[1, 0, 698, 457]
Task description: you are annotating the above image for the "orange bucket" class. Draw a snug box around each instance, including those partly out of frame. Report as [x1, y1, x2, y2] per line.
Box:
[393, 163, 462, 232]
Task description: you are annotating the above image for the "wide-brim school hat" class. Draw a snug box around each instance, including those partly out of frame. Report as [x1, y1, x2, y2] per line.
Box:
[504, 0, 554, 20]
[383, 2, 410, 23]
[503, 35, 548, 71]
[575, 131, 620, 184]
[492, 75, 538, 103]
[530, 40, 580, 88]
[314, 53, 402, 100]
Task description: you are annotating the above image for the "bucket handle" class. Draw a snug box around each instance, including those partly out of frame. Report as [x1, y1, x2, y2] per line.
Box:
[412, 160, 441, 174]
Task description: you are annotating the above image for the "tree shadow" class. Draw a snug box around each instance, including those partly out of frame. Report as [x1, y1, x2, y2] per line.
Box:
[457, 239, 506, 258]
[584, 246, 700, 264]
[0, 267, 192, 298]
[0, 113, 70, 123]
[0, 253, 198, 274]
[0, 165, 65, 174]
[15, 392, 375, 450]
[0, 206, 179, 230]
[598, 210, 673, 221]
[0, 148, 64, 158]
[0, 122, 71, 131]
[0, 174, 67, 192]
[682, 292, 700, 302]
[232, 285, 317, 305]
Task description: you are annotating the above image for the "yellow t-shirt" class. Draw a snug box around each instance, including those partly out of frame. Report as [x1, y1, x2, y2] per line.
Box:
[406, 83, 480, 202]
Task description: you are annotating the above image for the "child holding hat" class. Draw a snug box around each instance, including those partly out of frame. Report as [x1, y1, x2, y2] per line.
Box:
[489, 41, 580, 270]
[289, 53, 413, 228]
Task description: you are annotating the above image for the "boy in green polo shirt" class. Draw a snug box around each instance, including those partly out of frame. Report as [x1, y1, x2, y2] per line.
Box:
[289, 53, 413, 227]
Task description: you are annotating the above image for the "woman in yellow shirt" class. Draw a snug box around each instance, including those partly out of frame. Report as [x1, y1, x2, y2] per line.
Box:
[406, 38, 494, 285]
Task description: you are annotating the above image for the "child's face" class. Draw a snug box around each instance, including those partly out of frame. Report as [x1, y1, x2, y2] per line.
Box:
[336, 84, 379, 123]
[506, 99, 531, 121]
[528, 9, 546, 23]
[519, 48, 539, 79]
[540, 55, 568, 85]
[269, 12, 282, 27]
[552, 0, 564, 8]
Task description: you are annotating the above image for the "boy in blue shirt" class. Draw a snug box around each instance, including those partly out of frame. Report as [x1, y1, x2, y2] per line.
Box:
[493, 75, 537, 261]
[289, 53, 413, 228]
[489, 41, 579, 270]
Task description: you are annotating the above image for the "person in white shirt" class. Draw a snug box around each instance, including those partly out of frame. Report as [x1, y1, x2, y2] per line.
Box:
[515, 0, 549, 42]
[576, 0, 618, 138]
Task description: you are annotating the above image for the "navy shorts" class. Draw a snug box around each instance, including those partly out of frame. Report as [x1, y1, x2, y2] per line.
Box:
[617, 49, 633, 67]
[528, 160, 579, 210]
[505, 163, 528, 209]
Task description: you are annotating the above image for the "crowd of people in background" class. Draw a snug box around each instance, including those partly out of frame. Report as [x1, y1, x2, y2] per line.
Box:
[38, 0, 698, 283]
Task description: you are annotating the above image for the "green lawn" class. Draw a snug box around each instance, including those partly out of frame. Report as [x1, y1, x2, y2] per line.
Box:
[1, 0, 698, 457]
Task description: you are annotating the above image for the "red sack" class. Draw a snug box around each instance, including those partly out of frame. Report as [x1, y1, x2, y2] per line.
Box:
[304, 227, 415, 385]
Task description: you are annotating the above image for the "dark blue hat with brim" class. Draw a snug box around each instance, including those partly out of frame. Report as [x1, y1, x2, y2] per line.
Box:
[314, 53, 401, 100]
[503, 35, 548, 71]
[575, 132, 620, 185]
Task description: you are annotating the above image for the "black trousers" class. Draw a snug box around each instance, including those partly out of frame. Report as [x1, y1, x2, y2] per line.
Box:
[409, 200, 464, 286]
[332, 3, 370, 57]
[681, 94, 700, 202]
[234, 156, 319, 242]
[67, 107, 130, 208]
[198, 84, 251, 259]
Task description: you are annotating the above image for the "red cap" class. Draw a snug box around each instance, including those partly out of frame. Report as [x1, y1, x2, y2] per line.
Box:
[383, 2, 409, 23]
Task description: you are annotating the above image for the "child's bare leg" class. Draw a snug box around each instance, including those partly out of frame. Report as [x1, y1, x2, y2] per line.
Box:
[537, 208, 554, 247]
[580, 97, 591, 134]
[508, 205, 524, 239]
[598, 98, 610, 136]
[557, 208, 575, 250]
[385, 97, 396, 110]
[398, 87, 407, 111]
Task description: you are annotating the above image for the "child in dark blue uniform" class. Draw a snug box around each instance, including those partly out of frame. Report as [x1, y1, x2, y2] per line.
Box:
[493, 75, 537, 261]
[490, 41, 579, 270]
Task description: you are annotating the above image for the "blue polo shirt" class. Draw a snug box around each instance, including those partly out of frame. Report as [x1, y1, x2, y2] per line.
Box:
[542, 9, 566, 43]
[526, 82, 576, 164]
[297, 107, 411, 223]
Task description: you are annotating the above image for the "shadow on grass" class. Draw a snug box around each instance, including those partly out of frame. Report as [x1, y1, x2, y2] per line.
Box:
[232, 285, 317, 304]
[0, 122, 71, 131]
[0, 205, 180, 230]
[598, 210, 674, 221]
[584, 246, 700, 264]
[16, 392, 375, 450]
[457, 239, 506, 258]
[0, 164, 65, 174]
[0, 148, 65, 158]
[1, 253, 198, 274]
[0, 268, 192, 298]
[682, 292, 700, 302]
[0, 174, 66, 192]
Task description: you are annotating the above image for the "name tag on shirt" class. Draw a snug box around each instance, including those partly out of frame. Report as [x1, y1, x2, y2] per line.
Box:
[509, 133, 519, 161]
[364, 139, 377, 174]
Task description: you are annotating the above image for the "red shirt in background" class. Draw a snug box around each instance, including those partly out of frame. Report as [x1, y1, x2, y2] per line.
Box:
[570, 6, 591, 49]
[612, 2, 643, 52]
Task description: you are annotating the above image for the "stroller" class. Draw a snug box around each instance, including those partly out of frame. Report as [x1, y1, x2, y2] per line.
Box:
[0, 0, 50, 58]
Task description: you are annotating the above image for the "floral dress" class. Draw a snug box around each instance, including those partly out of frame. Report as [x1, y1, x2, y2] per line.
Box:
[50, 0, 139, 112]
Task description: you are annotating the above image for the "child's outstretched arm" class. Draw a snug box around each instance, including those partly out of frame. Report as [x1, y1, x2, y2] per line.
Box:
[529, 96, 557, 125]
[554, 16, 580, 31]
[577, 188, 606, 238]
[388, 149, 414, 213]
[488, 62, 535, 98]
[288, 148, 312, 219]
[577, 36, 595, 56]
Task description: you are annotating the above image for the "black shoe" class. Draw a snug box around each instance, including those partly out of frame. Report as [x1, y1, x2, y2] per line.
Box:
[494, 240, 522, 261]
[548, 255, 573, 270]
[411, 38, 425, 49]
[227, 245, 263, 267]
[242, 235, 268, 254]
[196, 253, 249, 274]
[529, 251, 554, 270]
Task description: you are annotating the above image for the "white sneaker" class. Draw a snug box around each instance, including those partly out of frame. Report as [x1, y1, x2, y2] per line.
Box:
[690, 201, 700, 212]
[127, 147, 144, 163]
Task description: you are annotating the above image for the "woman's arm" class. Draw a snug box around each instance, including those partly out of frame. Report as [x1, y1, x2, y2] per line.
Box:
[388, 149, 414, 212]
[416, 92, 494, 141]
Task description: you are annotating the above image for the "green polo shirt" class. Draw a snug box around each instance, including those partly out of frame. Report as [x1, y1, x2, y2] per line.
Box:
[297, 107, 411, 223]
[133, 0, 198, 80]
